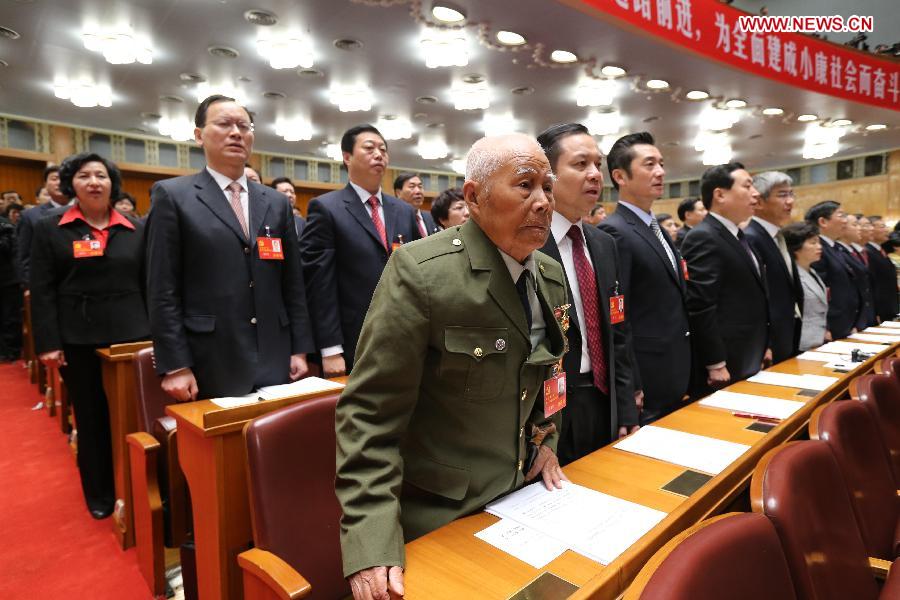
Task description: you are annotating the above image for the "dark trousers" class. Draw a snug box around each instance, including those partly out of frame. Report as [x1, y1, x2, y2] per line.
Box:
[60, 344, 115, 512]
[557, 374, 612, 466]
[0, 283, 21, 359]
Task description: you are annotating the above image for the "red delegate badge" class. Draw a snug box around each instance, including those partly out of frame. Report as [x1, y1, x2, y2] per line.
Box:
[543, 372, 567, 417]
[681, 258, 690, 281]
[609, 295, 625, 324]
[72, 239, 103, 258]
[257, 237, 284, 260]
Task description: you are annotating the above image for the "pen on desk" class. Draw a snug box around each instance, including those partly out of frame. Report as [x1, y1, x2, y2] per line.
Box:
[732, 412, 780, 424]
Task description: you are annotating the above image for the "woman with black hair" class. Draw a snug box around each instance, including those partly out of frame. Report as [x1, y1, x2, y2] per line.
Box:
[30, 152, 149, 519]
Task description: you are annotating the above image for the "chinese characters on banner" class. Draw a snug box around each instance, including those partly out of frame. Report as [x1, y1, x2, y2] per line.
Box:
[584, 0, 899, 111]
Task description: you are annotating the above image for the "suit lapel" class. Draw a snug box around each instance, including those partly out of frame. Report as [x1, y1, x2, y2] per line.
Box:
[342, 185, 387, 253]
[533, 257, 567, 359]
[749, 220, 792, 283]
[708, 216, 764, 287]
[620, 206, 680, 286]
[382, 196, 399, 246]
[583, 229, 612, 330]
[247, 183, 271, 241]
[193, 171, 248, 243]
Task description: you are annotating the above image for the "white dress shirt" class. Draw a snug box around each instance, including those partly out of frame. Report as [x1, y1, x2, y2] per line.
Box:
[206, 166, 249, 227]
[551, 211, 592, 373]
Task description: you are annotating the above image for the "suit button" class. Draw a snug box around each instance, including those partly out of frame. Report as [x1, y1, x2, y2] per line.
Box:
[249, 281, 255, 288]
[517, 460, 523, 471]
[250, 317, 257, 325]
[520, 389, 527, 402]
[244, 247, 250, 254]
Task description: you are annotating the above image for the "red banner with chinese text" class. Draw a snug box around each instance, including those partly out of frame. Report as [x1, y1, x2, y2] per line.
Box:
[575, 0, 899, 111]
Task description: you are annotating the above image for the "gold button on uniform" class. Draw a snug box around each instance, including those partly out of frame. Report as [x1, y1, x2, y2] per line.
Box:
[452, 238, 462, 246]
[473, 347, 483, 358]
[520, 389, 527, 401]
[539, 263, 546, 273]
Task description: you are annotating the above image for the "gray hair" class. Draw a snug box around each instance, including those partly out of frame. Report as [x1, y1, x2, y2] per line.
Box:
[465, 139, 510, 197]
[752, 171, 793, 200]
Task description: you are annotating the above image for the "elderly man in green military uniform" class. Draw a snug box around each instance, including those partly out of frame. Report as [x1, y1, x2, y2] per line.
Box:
[336, 133, 571, 600]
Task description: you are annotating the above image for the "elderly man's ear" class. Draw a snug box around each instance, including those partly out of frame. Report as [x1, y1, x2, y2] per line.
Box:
[463, 180, 481, 218]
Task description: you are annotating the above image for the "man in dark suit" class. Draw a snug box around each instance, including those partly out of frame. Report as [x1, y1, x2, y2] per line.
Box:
[599, 132, 691, 424]
[17, 165, 71, 283]
[0, 213, 20, 361]
[745, 171, 802, 363]
[300, 125, 419, 377]
[867, 215, 899, 322]
[682, 162, 771, 393]
[146, 94, 314, 401]
[393, 172, 437, 237]
[674, 197, 706, 249]
[536, 123, 638, 463]
[271, 176, 305, 238]
[837, 214, 875, 328]
[806, 201, 859, 339]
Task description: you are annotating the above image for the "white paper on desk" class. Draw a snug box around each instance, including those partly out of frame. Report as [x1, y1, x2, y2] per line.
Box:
[815, 340, 885, 354]
[875, 321, 900, 329]
[699, 390, 805, 420]
[847, 333, 896, 344]
[747, 371, 838, 391]
[210, 393, 260, 408]
[485, 481, 666, 566]
[797, 351, 852, 363]
[474, 519, 568, 568]
[865, 326, 900, 334]
[613, 425, 750, 475]
[257, 377, 345, 400]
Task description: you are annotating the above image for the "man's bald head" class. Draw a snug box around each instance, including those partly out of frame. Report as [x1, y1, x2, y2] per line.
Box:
[466, 134, 547, 196]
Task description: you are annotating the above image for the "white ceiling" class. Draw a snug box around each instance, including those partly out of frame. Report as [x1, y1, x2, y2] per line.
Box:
[0, 0, 897, 180]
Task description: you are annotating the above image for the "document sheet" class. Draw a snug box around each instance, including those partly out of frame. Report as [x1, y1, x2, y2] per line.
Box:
[847, 333, 895, 344]
[865, 326, 900, 335]
[613, 425, 750, 475]
[698, 390, 806, 420]
[482, 481, 666, 566]
[210, 393, 260, 409]
[815, 340, 886, 354]
[257, 377, 345, 400]
[876, 321, 900, 329]
[796, 351, 852, 363]
[474, 519, 569, 568]
[747, 371, 838, 391]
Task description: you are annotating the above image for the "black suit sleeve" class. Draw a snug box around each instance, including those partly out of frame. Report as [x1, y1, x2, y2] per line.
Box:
[299, 198, 344, 350]
[681, 228, 727, 367]
[277, 195, 315, 354]
[145, 182, 193, 374]
[17, 210, 36, 284]
[29, 218, 61, 354]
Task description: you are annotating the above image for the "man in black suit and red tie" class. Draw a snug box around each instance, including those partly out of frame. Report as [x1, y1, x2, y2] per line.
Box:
[599, 132, 691, 424]
[537, 123, 639, 463]
[394, 172, 437, 237]
[682, 163, 772, 394]
[867, 215, 899, 322]
[300, 125, 420, 376]
[806, 201, 860, 339]
[146, 94, 315, 401]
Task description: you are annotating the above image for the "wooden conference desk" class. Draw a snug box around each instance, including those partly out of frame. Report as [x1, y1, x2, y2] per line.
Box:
[403, 341, 897, 600]
[96, 340, 153, 549]
[166, 380, 347, 600]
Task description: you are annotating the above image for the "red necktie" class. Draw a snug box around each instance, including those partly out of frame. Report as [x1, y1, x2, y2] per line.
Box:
[367, 196, 388, 251]
[416, 212, 427, 238]
[226, 181, 249, 238]
[859, 250, 869, 266]
[566, 226, 608, 394]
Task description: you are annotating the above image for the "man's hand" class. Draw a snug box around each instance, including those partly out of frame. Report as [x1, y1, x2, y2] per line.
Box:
[634, 389, 644, 413]
[824, 330, 833, 342]
[524, 444, 568, 490]
[323, 354, 346, 378]
[39, 350, 66, 368]
[707, 366, 731, 388]
[618, 424, 640, 439]
[289, 353, 309, 380]
[762, 348, 773, 369]
[162, 368, 199, 402]
[348, 565, 404, 600]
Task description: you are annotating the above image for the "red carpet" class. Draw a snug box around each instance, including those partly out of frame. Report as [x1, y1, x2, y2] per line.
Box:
[0, 361, 153, 599]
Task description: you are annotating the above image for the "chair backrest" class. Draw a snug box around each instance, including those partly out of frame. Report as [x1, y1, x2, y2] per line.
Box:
[851, 372, 900, 482]
[244, 393, 348, 600]
[626, 513, 796, 600]
[133, 347, 173, 433]
[879, 355, 900, 383]
[811, 400, 899, 560]
[750, 441, 879, 600]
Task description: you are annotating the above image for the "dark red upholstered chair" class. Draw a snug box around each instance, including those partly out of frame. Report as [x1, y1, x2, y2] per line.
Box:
[624, 512, 796, 600]
[810, 401, 900, 560]
[751, 441, 900, 599]
[850, 373, 900, 483]
[125, 348, 193, 598]
[238, 393, 348, 600]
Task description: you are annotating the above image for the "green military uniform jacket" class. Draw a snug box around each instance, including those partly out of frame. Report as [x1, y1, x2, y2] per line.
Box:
[335, 218, 569, 577]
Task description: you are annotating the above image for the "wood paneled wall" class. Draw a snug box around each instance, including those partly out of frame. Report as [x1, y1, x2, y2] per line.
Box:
[0, 158, 46, 204]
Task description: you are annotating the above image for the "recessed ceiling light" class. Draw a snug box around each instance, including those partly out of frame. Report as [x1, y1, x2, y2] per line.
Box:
[601, 65, 626, 77]
[496, 31, 525, 46]
[462, 73, 485, 84]
[334, 38, 363, 51]
[724, 98, 747, 109]
[179, 72, 206, 83]
[685, 90, 709, 100]
[762, 107, 784, 116]
[262, 91, 286, 99]
[643, 116, 660, 122]
[159, 94, 184, 103]
[0, 26, 21, 40]
[510, 86, 534, 95]
[244, 9, 278, 26]
[831, 119, 852, 127]
[749, 134, 763, 139]
[140, 112, 162, 120]
[207, 45, 239, 59]
[297, 68, 324, 78]
[797, 114, 818, 122]
[645, 79, 669, 89]
[432, 5, 466, 23]
[0, 59, 8, 68]
[550, 50, 578, 63]
[866, 123, 887, 131]
[415, 95, 438, 104]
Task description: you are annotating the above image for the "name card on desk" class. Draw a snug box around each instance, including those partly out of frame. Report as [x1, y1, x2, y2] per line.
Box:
[699, 390, 805, 421]
[613, 426, 750, 475]
[747, 371, 839, 391]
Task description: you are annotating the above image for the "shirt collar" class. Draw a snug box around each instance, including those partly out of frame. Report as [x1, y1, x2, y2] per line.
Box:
[349, 180, 382, 204]
[499, 249, 536, 285]
[551, 211, 582, 246]
[852, 243, 865, 252]
[868, 241, 882, 250]
[751, 216, 780, 238]
[617, 200, 653, 226]
[58, 203, 135, 230]
[820, 234, 835, 247]
[206, 166, 248, 193]
[837, 241, 854, 252]
[709, 211, 740, 237]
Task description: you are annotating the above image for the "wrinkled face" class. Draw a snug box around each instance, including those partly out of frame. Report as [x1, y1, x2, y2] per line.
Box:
[660, 217, 679, 238]
[398, 176, 424, 207]
[797, 235, 822, 265]
[73, 161, 112, 206]
[275, 182, 296, 203]
[717, 168, 757, 224]
[114, 199, 135, 214]
[872, 218, 889, 244]
[195, 101, 255, 168]
[551, 133, 604, 222]
[442, 199, 469, 227]
[757, 183, 794, 226]
[615, 143, 664, 203]
[345, 132, 388, 183]
[466, 143, 555, 261]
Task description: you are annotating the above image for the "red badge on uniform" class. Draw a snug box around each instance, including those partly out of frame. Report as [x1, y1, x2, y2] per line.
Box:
[72, 239, 103, 258]
[681, 258, 690, 281]
[609, 295, 625, 324]
[257, 237, 284, 260]
[543, 372, 567, 417]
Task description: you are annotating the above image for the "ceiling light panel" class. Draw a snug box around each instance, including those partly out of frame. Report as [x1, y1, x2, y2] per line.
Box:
[83, 25, 152, 65]
[450, 80, 490, 110]
[496, 31, 525, 46]
[257, 33, 313, 69]
[376, 116, 413, 140]
[329, 84, 373, 112]
[576, 79, 617, 107]
[420, 28, 468, 68]
[53, 79, 112, 108]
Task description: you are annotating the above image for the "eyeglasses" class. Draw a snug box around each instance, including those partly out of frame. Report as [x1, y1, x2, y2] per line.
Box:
[208, 119, 254, 134]
[775, 190, 795, 198]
